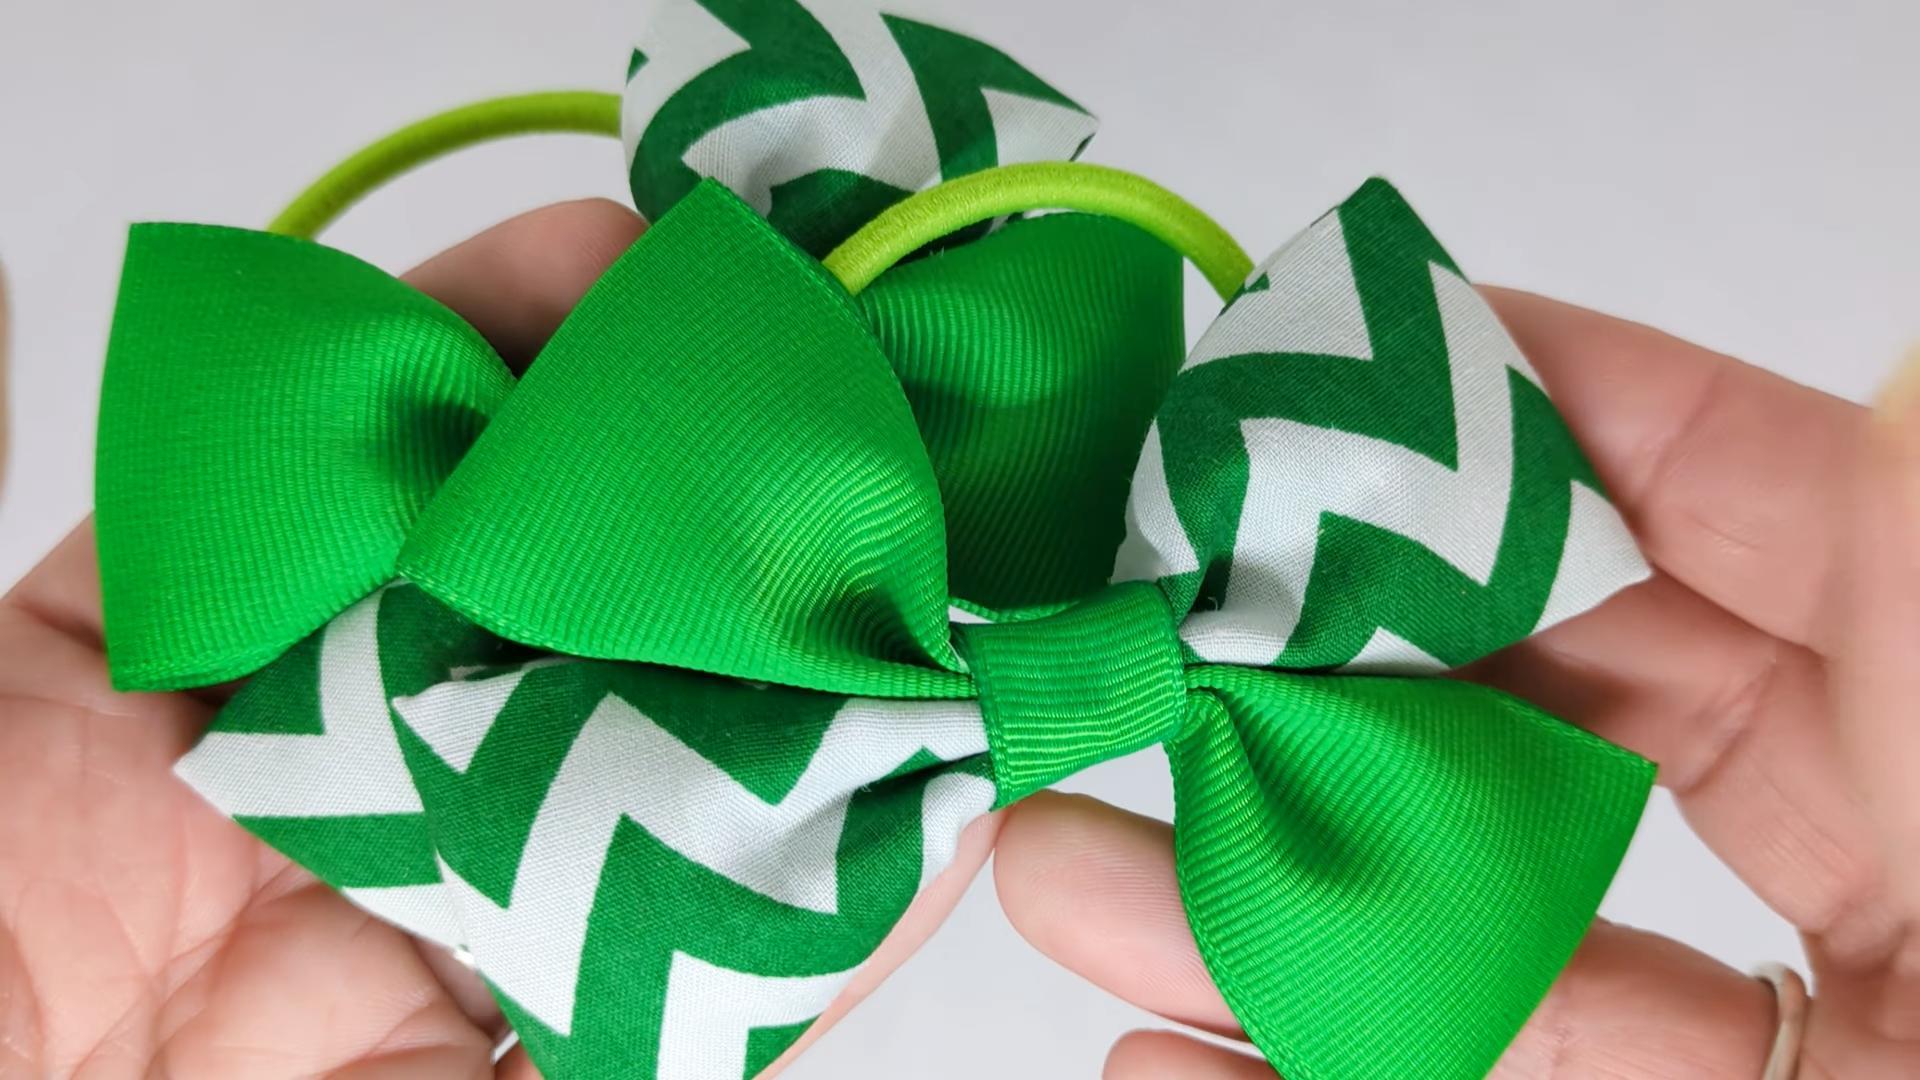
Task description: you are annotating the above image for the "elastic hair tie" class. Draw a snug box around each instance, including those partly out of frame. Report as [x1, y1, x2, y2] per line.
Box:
[267, 91, 623, 240]
[823, 161, 1252, 300]
[266, 94, 1252, 301]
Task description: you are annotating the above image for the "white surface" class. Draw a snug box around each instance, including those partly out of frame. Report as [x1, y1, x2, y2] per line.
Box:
[3, 0, 1916, 1075]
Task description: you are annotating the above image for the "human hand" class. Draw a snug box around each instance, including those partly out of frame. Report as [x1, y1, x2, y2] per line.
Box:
[994, 292, 1920, 1077]
[0, 200, 999, 1078]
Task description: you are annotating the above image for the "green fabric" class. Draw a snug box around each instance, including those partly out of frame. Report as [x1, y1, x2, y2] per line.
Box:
[398, 182, 966, 696]
[625, 1, 1091, 257]
[1152, 180, 1608, 666]
[95, 224, 513, 690]
[859, 211, 1185, 610]
[100, 183, 1188, 696]
[99, 175, 1655, 1080]
[628, 0, 876, 251]
[955, 582, 1185, 805]
[1174, 668, 1649, 1079]
[881, 14, 1085, 180]
[184, 579, 988, 1080]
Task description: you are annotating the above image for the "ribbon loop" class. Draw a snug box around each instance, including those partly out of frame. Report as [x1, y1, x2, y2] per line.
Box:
[954, 582, 1186, 805]
[1117, 178, 1648, 675]
[397, 181, 965, 697]
[97, 224, 514, 690]
[1171, 667, 1654, 1079]
[857, 211, 1184, 613]
[622, 0, 1096, 257]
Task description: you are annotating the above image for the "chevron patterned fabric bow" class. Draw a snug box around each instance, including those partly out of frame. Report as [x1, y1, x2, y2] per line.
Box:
[93, 2, 1657, 1078]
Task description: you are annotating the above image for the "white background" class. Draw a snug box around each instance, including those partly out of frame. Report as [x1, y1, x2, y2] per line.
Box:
[2, 1, 1916, 1075]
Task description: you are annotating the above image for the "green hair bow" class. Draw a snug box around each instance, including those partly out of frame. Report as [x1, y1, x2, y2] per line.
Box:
[94, 2, 1654, 1078]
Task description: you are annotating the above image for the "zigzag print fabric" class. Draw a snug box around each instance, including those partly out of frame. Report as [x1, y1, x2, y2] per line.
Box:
[178, 584, 997, 1078]
[1117, 179, 1648, 671]
[622, 0, 1097, 254]
[168, 180, 1649, 1078]
[124, 2, 1661, 1078]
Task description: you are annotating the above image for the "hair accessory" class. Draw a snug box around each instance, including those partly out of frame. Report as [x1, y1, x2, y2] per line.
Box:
[93, 2, 1654, 1077]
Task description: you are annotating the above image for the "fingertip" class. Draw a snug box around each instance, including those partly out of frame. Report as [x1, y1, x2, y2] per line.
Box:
[993, 790, 1238, 1035]
[1829, 349, 1920, 908]
[403, 197, 646, 369]
[1484, 285, 1861, 652]
[1104, 1029, 1269, 1080]
[513, 197, 649, 292]
[993, 791, 1173, 939]
[1497, 921, 1775, 1078]
[756, 809, 1005, 1078]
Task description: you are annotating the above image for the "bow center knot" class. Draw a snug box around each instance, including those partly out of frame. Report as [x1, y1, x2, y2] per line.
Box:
[952, 581, 1188, 805]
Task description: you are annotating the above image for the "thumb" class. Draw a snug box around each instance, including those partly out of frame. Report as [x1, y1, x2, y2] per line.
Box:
[1829, 348, 1920, 909]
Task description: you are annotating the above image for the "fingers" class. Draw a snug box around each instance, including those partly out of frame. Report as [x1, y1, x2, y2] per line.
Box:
[401, 197, 644, 369]
[1496, 922, 1774, 1079]
[996, 792, 1778, 1078]
[1484, 288, 1862, 655]
[993, 793, 1236, 1034]
[2, 518, 104, 644]
[1103, 1030, 1270, 1079]
[156, 877, 496, 1080]
[1829, 355, 1920, 912]
[758, 811, 1005, 1077]
[1461, 573, 1782, 792]
[1461, 575, 1890, 938]
[4, 197, 644, 653]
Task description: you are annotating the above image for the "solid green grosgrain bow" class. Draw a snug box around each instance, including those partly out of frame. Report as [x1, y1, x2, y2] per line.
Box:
[98, 177, 1653, 1080]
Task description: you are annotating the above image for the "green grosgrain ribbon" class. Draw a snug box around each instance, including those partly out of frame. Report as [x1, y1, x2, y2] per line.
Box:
[99, 179, 1653, 1080]
[92, 3, 1658, 1077]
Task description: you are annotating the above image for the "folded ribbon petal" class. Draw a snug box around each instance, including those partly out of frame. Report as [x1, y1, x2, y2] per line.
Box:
[1116, 179, 1649, 672]
[1171, 668, 1649, 1079]
[623, 0, 1097, 255]
[397, 181, 966, 693]
[176, 582, 999, 1079]
[96, 225, 513, 688]
[951, 579, 1650, 1078]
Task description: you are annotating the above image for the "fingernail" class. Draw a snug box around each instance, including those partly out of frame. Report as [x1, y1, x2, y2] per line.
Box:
[1873, 346, 1920, 514]
[1875, 346, 1920, 429]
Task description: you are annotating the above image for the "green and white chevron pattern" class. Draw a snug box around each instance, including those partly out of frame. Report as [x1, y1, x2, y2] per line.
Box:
[173, 177, 1646, 1079]
[177, 584, 996, 1077]
[1116, 178, 1648, 672]
[165, 8, 1654, 1079]
[622, 0, 1096, 254]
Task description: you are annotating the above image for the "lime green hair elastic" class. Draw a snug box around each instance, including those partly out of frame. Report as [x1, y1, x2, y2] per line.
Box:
[266, 91, 624, 239]
[269, 91, 1252, 300]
